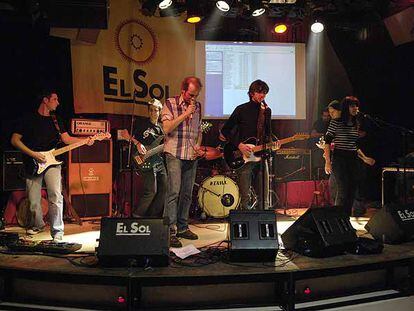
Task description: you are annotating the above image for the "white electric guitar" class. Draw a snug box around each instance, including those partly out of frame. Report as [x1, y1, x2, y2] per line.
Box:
[224, 133, 310, 170]
[26, 132, 111, 175]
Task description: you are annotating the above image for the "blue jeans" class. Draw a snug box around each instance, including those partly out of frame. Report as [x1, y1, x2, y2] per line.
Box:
[26, 165, 64, 238]
[164, 153, 198, 233]
[237, 160, 269, 210]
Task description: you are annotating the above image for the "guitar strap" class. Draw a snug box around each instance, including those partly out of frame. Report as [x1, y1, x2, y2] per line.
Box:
[50, 113, 64, 136]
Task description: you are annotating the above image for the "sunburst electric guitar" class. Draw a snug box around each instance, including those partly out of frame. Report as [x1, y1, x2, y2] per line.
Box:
[224, 133, 310, 170]
[25, 132, 111, 176]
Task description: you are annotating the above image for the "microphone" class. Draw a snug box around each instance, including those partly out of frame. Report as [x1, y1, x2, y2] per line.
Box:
[357, 110, 370, 118]
[189, 100, 196, 119]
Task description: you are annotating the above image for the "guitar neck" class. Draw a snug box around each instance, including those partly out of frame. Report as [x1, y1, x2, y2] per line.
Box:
[53, 139, 89, 156]
[251, 135, 306, 153]
[143, 144, 164, 160]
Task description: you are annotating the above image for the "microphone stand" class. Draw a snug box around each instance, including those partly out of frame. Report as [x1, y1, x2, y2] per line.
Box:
[365, 114, 414, 206]
[126, 91, 137, 217]
[260, 106, 271, 211]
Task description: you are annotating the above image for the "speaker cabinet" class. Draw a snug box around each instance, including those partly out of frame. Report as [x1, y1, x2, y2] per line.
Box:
[281, 207, 357, 257]
[365, 203, 414, 244]
[68, 139, 112, 219]
[2, 151, 26, 191]
[274, 149, 311, 182]
[229, 210, 279, 262]
[97, 217, 169, 267]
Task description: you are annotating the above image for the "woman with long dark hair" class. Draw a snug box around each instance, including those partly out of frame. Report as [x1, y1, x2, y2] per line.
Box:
[323, 96, 374, 216]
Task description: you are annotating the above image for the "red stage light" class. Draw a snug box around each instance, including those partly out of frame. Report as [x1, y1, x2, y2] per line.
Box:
[117, 296, 126, 303]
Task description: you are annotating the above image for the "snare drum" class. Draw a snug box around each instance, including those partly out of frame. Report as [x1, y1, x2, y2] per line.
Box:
[197, 175, 240, 218]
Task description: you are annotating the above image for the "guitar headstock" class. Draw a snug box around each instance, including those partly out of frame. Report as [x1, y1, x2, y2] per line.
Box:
[200, 121, 213, 133]
[292, 133, 310, 141]
[92, 132, 111, 141]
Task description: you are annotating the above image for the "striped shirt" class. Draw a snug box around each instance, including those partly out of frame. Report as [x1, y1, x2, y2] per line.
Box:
[161, 95, 201, 160]
[325, 118, 359, 151]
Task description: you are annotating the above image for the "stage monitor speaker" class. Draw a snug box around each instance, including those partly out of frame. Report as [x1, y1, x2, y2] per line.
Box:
[97, 217, 169, 267]
[281, 207, 357, 257]
[2, 151, 26, 191]
[68, 139, 112, 219]
[365, 203, 414, 244]
[274, 149, 311, 182]
[229, 210, 278, 262]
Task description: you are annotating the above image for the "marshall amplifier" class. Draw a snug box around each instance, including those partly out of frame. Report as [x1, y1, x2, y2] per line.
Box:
[97, 217, 169, 267]
[274, 148, 311, 182]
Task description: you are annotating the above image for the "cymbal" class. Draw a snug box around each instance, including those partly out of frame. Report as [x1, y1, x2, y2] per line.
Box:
[199, 146, 223, 161]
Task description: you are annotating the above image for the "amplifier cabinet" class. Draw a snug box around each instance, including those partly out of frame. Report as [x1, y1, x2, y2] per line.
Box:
[2, 151, 26, 191]
[274, 148, 312, 182]
[68, 140, 113, 219]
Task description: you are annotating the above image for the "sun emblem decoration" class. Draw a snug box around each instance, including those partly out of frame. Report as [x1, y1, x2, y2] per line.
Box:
[115, 19, 158, 65]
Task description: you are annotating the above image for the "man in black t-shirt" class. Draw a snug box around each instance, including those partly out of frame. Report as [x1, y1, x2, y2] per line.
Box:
[11, 90, 93, 241]
[121, 99, 166, 217]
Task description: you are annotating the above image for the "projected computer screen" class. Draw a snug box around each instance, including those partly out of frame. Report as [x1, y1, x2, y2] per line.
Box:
[195, 41, 306, 119]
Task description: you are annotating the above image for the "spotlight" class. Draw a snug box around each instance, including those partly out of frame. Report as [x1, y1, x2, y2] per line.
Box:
[186, 0, 202, 24]
[311, 21, 324, 33]
[274, 23, 288, 34]
[216, 1, 230, 12]
[158, 0, 172, 10]
[251, 0, 265, 17]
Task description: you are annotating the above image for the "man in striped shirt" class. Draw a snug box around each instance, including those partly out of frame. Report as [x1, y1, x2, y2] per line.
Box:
[161, 76, 203, 248]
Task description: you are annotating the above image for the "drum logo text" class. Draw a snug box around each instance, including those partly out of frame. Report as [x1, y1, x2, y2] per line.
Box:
[210, 180, 227, 185]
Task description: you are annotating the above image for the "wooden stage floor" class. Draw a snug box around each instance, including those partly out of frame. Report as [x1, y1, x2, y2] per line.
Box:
[1, 208, 414, 311]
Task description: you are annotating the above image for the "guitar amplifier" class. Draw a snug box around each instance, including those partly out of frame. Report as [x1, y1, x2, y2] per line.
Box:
[274, 148, 312, 182]
[2, 151, 26, 191]
[68, 140, 112, 219]
[71, 118, 110, 136]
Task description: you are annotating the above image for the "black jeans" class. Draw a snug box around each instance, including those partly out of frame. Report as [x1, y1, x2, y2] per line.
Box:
[133, 162, 167, 217]
[332, 150, 360, 216]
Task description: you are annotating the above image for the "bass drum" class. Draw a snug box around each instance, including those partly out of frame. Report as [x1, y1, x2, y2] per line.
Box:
[197, 175, 240, 218]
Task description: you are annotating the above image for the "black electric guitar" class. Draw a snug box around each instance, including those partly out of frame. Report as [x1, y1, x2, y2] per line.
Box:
[24, 132, 111, 176]
[224, 133, 310, 170]
[133, 135, 165, 171]
[133, 121, 213, 169]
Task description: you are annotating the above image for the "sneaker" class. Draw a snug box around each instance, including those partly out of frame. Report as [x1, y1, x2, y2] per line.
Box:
[26, 227, 44, 235]
[53, 233, 63, 242]
[170, 235, 182, 248]
[176, 229, 198, 240]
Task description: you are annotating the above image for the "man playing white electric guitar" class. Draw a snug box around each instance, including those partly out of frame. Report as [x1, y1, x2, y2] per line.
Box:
[11, 89, 96, 241]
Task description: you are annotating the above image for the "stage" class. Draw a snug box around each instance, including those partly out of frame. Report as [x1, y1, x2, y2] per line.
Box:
[1, 208, 414, 311]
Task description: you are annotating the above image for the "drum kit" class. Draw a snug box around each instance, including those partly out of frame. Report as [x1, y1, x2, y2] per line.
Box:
[194, 145, 240, 219]
[194, 145, 280, 219]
